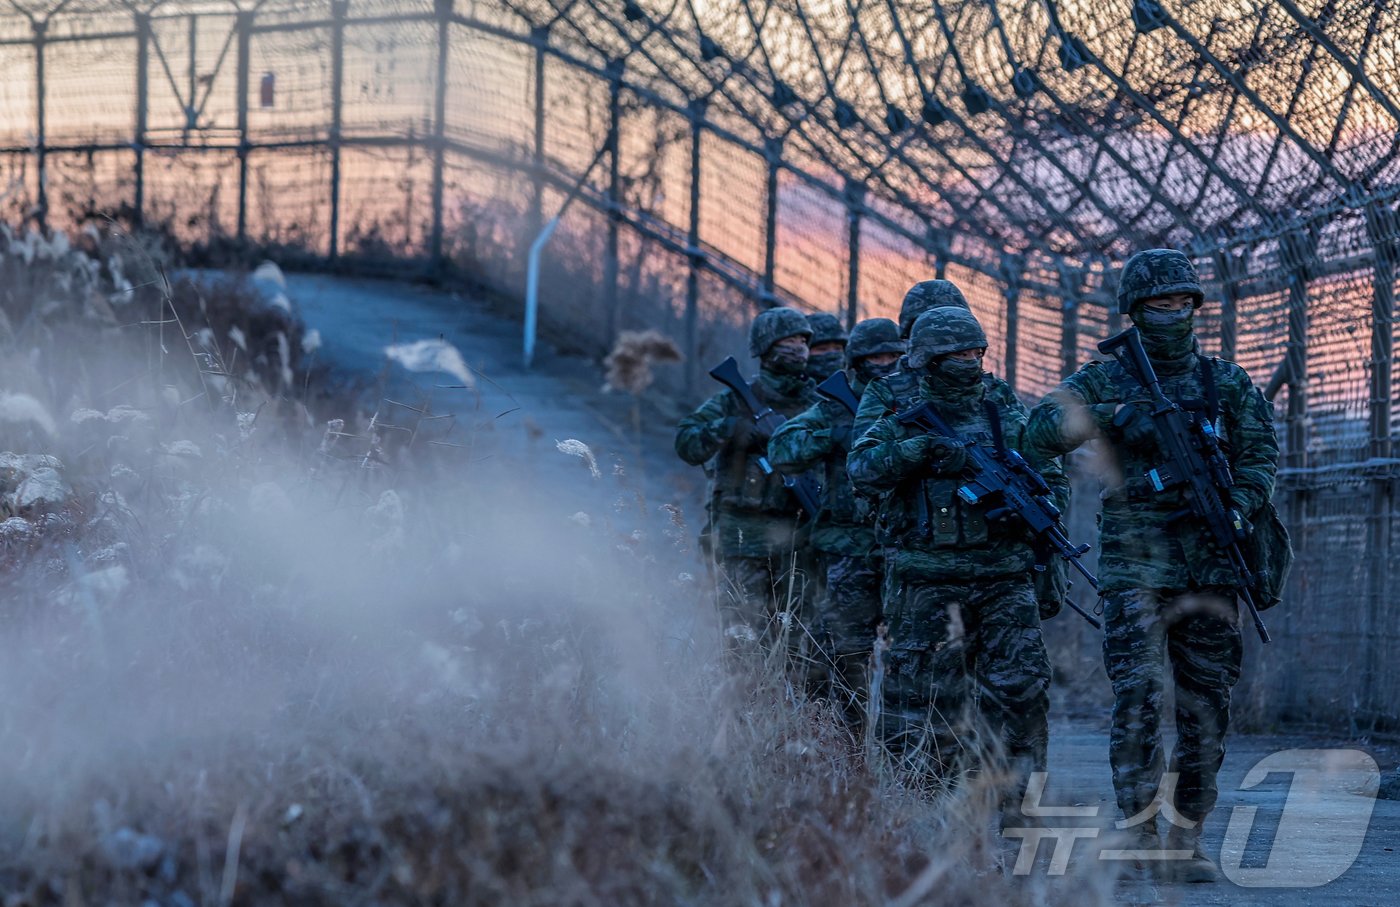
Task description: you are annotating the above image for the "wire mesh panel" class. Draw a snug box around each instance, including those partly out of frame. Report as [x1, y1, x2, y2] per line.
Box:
[141, 149, 240, 245]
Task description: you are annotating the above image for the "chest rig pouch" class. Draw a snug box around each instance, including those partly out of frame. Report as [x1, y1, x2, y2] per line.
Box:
[875, 369, 997, 548]
[1108, 356, 1231, 503]
[917, 426, 994, 548]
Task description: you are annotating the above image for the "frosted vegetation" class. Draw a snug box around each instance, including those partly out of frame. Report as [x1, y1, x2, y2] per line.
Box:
[0, 224, 1114, 904]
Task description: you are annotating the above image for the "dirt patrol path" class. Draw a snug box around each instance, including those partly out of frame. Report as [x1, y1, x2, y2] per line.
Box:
[291, 273, 1399, 906]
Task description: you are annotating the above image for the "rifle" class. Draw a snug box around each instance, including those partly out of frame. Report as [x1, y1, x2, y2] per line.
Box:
[708, 356, 823, 518]
[815, 370, 861, 416]
[895, 399, 1102, 629]
[1097, 327, 1271, 644]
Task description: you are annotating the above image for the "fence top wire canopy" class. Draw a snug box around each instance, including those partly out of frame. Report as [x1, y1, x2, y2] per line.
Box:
[5, 0, 1400, 290]
[489, 0, 1400, 291]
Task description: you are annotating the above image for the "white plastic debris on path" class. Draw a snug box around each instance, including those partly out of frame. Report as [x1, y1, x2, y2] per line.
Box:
[555, 439, 600, 478]
[383, 338, 475, 388]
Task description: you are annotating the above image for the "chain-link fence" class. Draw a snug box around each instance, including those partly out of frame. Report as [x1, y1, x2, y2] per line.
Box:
[0, 0, 1395, 730]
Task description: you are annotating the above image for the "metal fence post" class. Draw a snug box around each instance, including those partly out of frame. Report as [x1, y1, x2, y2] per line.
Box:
[761, 137, 781, 304]
[603, 60, 623, 343]
[1213, 249, 1240, 360]
[1058, 265, 1083, 378]
[329, 0, 346, 260]
[1363, 204, 1396, 725]
[429, 0, 452, 275]
[527, 26, 547, 258]
[235, 11, 251, 244]
[134, 12, 149, 225]
[999, 253, 1022, 391]
[684, 99, 706, 397]
[930, 231, 950, 282]
[1282, 231, 1313, 470]
[185, 14, 198, 137]
[33, 20, 47, 227]
[845, 180, 865, 328]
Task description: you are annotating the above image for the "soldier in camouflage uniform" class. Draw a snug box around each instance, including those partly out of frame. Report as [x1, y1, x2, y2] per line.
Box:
[1024, 249, 1280, 882]
[675, 307, 818, 658]
[804, 312, 849, 382]
[861, 279, 1070, 622]
[768, 318, 906, 726]
[848, 306, 1060, 800]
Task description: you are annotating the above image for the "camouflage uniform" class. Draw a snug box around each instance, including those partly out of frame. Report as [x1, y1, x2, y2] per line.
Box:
[868, 287, 1074, 616]
[769, 318, 905, 722]
[848, 308, 1060, 786]
[676, 307, 818, 657]
[1024, 250, 1280, 869]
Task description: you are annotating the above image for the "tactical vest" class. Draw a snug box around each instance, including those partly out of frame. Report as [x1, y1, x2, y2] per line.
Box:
[1102, 354, 1230, 507]
[875, 369, 1022, 554]
[713, 373, 815, 515]
[817, 397, 861, 525]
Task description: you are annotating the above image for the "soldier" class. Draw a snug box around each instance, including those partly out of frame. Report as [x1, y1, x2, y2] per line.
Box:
[804, 312, 849, 382]
[1023, 249, 1281, 882]
[848, 306, 1059, 803]
[675, 306, 818, 659]
[768, 318, 906, 726]
[858, 281, 1070, 621]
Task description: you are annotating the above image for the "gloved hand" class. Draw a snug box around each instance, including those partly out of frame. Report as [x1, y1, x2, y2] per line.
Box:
[893, 435, 934, 469]
[1111, 403, 1157, 451]
[925, 436, 970, 476]
[893, 435, 970, 476]
[1230, 489, 1261, 519]
[708, 415, 739, 448]
[732, 416, 773, 450]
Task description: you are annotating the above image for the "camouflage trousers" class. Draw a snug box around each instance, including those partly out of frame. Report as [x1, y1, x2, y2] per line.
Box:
[1103, 588, 1242, 824]
[814, 553, 883, 726]
[716, 552, 817, 669]
[879, 575, 1050, 787]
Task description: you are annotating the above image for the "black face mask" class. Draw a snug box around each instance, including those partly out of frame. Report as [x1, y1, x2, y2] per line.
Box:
[928, 357, 983, 389]
[764, 345, 809, 376]
[1132, 307, 1195, 359]
[853, 358, 899, 386]
[805, 351, 846, 381]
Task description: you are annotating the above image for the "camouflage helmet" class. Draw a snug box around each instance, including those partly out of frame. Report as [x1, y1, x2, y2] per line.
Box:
[906, 307, 987, 369]
[748, 306, 813, 358]
[1116, 248, 1204, 314]
[899, 279, 970, 337]
[846, 317, 905, 363]
[806, 312, 848, 347]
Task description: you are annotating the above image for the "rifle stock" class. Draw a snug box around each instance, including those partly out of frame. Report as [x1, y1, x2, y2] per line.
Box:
[815, 371, 862, 416]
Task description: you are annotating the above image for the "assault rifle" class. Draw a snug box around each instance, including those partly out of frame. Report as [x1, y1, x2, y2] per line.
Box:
[1097, 327, 1271, 644]
[815, 370, 861, 416]
[708, 356, 823, 518]
[895, 399, 1102, 629]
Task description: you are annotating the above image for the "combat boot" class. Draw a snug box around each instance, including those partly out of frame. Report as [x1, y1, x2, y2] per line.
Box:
[1122, 816, 1160, 876]
[1164, 823, 1220, 883]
